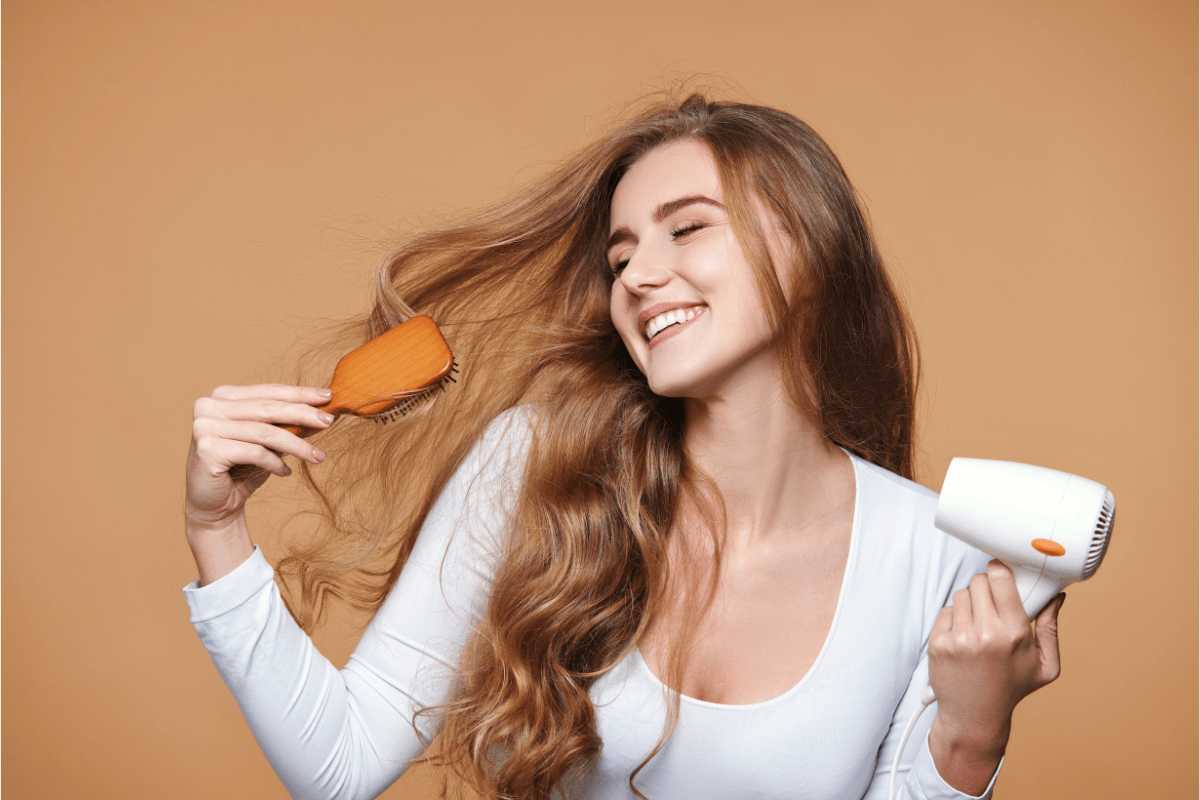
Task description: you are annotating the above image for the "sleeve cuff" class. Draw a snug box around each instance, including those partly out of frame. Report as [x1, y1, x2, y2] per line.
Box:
[182, 545, 275, 624]
[914, 732, 1003, 800]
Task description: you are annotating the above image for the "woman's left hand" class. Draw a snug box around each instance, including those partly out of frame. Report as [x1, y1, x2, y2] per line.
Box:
[925, 559, 1065, 794]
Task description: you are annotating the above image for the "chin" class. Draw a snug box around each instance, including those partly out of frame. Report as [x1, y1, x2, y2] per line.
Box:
[643, 364, 723, 401]
[645, 379, 688, 399]
[642, 343, 779, 403]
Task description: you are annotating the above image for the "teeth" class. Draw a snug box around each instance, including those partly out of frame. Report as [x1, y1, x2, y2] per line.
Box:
[645, 306, 703, 340]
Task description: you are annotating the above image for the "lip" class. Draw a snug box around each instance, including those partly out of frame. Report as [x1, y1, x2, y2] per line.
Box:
[645, 304, 707, 350]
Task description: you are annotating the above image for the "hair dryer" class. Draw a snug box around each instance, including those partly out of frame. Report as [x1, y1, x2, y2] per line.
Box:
[890, 458, 1116, 800]
[935, 458, 1116, 618]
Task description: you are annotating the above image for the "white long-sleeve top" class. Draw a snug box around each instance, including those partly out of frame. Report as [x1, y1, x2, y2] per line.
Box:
[185, 407, 999, 799]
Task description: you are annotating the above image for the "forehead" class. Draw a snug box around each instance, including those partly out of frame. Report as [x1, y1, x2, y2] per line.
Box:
[610, 139, 723, 224]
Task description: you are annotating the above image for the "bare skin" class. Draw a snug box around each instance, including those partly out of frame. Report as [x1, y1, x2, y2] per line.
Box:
[637, 364, 855, 706]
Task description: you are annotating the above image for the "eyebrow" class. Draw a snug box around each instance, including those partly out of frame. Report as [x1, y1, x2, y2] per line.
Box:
[605, 195, 725, 252]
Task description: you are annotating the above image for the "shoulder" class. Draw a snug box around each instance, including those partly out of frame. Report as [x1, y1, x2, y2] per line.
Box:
[849, 453, 991, 586]
[477, 403, 536, 450]
[851, 454, 939, 529]
[438, 404, 538, 521]
[419, 406, 537, 570]
[457, 404, 536, 482]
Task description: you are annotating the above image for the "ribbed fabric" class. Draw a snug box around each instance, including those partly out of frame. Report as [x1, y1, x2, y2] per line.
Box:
[186, 407, 999, 799]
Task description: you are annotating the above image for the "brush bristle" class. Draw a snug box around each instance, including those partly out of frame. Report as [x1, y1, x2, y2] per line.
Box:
[367, 360, 459, 424]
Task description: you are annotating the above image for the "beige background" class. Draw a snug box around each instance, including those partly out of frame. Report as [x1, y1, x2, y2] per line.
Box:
[4, 1, 1196, 798]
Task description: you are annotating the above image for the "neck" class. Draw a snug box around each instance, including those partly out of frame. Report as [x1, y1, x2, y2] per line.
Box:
[682, 381, 851, 545]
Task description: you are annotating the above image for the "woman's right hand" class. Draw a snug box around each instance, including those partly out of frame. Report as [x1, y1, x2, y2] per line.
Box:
[184, 383, 334, 585]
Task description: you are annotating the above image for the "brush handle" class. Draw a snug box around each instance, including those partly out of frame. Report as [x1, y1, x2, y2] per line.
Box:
[277, 416, 328, 438]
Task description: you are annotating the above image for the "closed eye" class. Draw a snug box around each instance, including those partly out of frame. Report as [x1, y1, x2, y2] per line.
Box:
[609, 222, 706, 277]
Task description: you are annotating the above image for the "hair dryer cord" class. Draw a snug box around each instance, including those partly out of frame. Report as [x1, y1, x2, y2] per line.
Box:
[888, 695, 935, 800]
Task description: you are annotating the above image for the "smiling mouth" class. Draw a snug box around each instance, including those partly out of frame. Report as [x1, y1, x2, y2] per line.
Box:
[645, 305, 706, 344]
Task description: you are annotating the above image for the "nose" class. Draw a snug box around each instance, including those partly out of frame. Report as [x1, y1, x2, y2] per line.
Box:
[617, 248, 670, 295]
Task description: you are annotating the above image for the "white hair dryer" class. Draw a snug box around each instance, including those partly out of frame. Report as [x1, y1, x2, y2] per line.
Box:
[935, 458, 1116, 618]
[890, 458, 1116, 800]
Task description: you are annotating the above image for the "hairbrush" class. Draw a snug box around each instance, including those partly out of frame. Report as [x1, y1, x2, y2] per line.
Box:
[279, 314, 458, 436]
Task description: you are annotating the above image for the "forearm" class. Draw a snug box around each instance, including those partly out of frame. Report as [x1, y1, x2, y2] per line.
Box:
[186, 550, 422, 799]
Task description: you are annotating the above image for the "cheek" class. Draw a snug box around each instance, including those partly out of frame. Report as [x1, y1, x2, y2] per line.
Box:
[608, 285, 623, 336]
[609, 288, 642, 354]
[704, 235, 768, 318]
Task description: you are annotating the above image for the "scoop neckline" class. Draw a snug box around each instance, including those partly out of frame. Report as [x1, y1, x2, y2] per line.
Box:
[631, 448, 863, 711]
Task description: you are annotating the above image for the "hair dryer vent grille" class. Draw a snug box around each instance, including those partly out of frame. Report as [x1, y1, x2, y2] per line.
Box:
[1083, 490, 1115, 580]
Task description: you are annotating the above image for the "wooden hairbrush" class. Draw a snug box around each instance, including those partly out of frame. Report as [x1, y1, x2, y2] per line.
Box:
[282, 314, 458, 435]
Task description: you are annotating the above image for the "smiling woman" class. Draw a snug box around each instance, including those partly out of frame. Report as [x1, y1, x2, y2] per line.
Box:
[184, 94, 1061, 800]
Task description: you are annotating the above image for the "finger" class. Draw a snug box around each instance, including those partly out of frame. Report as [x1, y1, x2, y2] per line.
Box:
[931, 605, 953, 638]
[985, 559, 1028, 623]
[197, 396, 336, 430]
[950, 587, 973, 631]
[201, 418, 327, 464]
[209, 383, 332, 405]
[1033, 593, 1065, 684]
[220, 439, 294, 478]
[969, 568, 999, 623]
[193, 434, 292, 479]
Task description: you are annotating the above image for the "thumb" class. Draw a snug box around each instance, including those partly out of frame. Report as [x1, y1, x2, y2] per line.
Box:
[1033, 592, 1065, 685]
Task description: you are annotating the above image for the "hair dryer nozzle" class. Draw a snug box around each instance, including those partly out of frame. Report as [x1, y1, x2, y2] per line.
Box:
[1084, 489, 1115, 580]
[936, 458, 1116, 617]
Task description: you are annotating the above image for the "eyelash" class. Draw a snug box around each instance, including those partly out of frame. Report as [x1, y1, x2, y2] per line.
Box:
[609, 223, 705, 276]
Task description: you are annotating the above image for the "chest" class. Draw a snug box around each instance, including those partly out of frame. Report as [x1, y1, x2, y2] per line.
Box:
[575, 467, 955, 798]
[638, 527, 852, 705]
[584, 536, 917, 800]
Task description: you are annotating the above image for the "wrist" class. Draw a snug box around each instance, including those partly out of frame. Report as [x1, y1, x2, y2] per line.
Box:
[184, 512, 255, 586]
[928, 714, 1009, 796]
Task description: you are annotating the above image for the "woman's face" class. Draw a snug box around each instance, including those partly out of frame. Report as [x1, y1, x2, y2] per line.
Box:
[607, 139, 790, 401]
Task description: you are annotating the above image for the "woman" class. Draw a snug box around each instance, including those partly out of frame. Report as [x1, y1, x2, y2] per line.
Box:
[184, 95, 1063, 799]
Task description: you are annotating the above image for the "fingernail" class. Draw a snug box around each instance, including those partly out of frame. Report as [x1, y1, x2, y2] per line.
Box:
[312, 447, 326, 463]
[319, 388, 332, 398]
[318, 412, 335, 425]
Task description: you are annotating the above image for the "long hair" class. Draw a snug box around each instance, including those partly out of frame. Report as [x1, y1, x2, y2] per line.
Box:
[278, 92, 917, 798]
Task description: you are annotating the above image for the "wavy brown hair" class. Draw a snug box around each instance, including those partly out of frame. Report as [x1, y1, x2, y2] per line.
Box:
[278, 92, 918, 798]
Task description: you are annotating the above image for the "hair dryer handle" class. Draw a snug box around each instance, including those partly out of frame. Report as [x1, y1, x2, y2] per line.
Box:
[1009, 562, 1066, 618]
